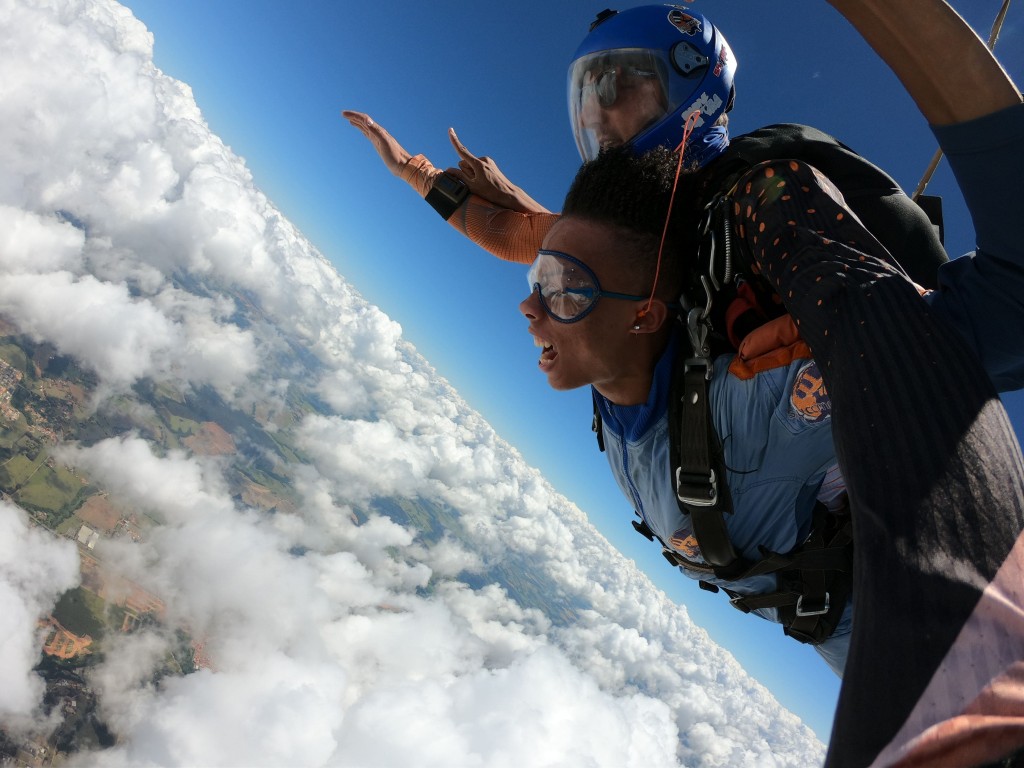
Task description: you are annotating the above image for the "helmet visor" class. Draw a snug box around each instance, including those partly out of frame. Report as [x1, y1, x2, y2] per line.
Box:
[569, 46, 709, 161]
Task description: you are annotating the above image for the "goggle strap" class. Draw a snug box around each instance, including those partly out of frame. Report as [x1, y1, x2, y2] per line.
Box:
[642, 109, 702, 318]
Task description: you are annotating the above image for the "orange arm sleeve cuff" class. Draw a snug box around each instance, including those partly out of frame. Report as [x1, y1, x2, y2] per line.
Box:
[400, 154, 442, 198]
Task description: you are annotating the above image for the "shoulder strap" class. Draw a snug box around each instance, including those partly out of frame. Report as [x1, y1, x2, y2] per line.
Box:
[669, 197, 753, 578]
[669, 342, 751, 578]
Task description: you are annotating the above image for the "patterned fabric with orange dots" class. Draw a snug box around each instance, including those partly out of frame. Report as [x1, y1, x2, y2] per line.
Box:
[731, 156, 1024, 768]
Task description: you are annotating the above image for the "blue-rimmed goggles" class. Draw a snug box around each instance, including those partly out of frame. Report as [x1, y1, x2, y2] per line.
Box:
[526, 249, 648, 323]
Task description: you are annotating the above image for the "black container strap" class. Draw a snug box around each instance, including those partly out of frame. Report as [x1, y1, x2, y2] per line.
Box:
[592, 390, 606, 453]
[676, 363, 717, 506]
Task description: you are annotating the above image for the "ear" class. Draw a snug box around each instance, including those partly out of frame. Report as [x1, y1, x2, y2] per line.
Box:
[630, 299, 673, 334]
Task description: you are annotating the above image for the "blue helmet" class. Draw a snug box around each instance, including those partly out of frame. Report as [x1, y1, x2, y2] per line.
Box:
[568, 5, 736, 162]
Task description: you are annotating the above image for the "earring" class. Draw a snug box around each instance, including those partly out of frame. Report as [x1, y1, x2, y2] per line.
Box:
[632, 324, 641, 331]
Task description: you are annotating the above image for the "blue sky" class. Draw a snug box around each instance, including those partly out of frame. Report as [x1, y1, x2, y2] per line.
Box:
[121, 0, 1024, 742]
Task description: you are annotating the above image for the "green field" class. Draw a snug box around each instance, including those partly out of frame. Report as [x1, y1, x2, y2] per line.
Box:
[0, 341, 31, 373]
[0, 452, 43, 486]
[17, 462, 84, 512]
[51, 587, 107, 639]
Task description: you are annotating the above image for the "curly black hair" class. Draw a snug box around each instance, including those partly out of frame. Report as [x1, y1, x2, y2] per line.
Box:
[560, 146, 706, 300]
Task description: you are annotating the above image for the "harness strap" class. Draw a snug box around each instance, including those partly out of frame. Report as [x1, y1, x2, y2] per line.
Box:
[592, 390, 605, 453]
[600, 186, 856, 646]
[707, 509, 853, 644]
[669, 195, 853, 645]
[676, 364, 716, 505]
[676, 362, 754, 577]
[704, 562, 851, 645]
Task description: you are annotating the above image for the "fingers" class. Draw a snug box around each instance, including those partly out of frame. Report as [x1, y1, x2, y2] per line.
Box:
[450, 128, 479, 180]
[341, 110, 371, 137]
[342, 111, 395, 147]
[457, 159, 476, 180]
[345, 112, 373, 129]
[341, 110, 382, 136]
[445, 167, 469, 184]
[449, 128, 478, 163]
[340, 111, 411, 175]
[341, 109, 368, 126]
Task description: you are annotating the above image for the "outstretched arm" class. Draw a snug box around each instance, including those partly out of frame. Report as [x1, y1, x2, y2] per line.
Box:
[827, 0, 1021, 124]
[342, 110, 549, 212]
[342, 110, 556, 264]
[342, 110, 440, 197]
[726, 4, 1024, 764]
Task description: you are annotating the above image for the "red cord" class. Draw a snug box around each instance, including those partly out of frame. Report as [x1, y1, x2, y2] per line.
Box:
[640, 109, 702, 318]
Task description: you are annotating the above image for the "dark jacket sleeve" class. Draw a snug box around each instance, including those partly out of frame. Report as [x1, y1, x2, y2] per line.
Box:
[926, 102, 1024, 392]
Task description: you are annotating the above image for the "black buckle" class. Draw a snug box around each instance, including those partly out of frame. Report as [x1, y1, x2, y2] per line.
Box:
[728, 595, 752, 614]
[632, 519, 655, 542]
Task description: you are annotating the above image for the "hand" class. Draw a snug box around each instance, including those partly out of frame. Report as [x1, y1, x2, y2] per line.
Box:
[447, 128, 550, 213]
[342, 110, 413, 177]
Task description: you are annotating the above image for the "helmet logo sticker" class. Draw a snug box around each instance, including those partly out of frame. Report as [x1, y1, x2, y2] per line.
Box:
[667, 8, 701, 36]
[790, 361, 832, 424]
[680, 92, 724, 130]
[714, 47, 730, 78]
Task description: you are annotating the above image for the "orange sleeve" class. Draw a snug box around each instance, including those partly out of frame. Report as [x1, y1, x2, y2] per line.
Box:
[398, 154, 557, 265]
[449, 199, 558, 265]
[399, 154, 442, 197]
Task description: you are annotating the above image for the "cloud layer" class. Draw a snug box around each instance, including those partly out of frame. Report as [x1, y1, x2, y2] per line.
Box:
[0, 1, 824, 765]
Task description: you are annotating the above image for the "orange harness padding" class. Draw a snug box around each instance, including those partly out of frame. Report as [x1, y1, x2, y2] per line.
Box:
[724, 279, 928, 382]
[727, 314, 811, 380]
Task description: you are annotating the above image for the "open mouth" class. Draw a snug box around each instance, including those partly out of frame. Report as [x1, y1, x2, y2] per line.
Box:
[534, 335, 557, 367]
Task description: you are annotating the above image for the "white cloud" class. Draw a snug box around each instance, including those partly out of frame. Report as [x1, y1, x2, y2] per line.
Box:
[0, 1, 827, 766]
[84, 654, 347, 768]
[0, 502, 80, 723]
[0, 206, 85, 274]
[329, 647, 681, 768]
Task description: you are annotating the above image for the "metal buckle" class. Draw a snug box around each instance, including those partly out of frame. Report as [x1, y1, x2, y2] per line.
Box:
[795, 592, 831, 617]
[683, 355, 712, 382]
[677, 467, 718, 507]
[684, 309, 713, 380]
[728, 594, 752, 613]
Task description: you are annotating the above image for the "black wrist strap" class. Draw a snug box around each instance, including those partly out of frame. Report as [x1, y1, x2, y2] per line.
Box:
[425, 173, 469, 220]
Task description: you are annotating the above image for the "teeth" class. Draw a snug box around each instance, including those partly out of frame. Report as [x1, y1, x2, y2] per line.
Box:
[532, 335, 555, 365]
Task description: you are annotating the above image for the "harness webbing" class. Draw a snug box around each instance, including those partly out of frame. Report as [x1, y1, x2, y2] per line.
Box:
[592, 123, 947, 647]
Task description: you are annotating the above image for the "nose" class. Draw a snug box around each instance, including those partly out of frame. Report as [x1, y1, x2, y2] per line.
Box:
[580, 91, 605, 129]
[520, 286, 542, 319]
